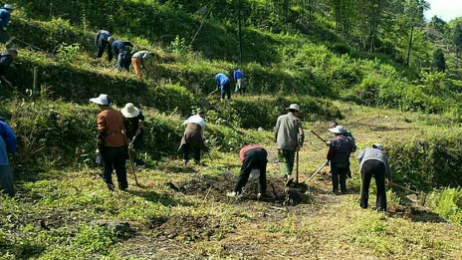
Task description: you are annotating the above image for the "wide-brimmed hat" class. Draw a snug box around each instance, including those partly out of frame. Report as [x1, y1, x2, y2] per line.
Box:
[286, 104, 300, 112]
[121, 103, 140, 118]
[328, 125, 346, 134]
[89, 94, 110, 106]
[372, 143, 383, 150]
[3, 4, 14, 10]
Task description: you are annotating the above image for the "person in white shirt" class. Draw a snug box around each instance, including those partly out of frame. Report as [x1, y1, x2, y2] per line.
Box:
[178, 110, 209, 165]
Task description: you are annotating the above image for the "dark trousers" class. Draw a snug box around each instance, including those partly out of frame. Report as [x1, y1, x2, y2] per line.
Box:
[234, 148, 267, 194]
[97, 39, 113, 61]
[278, 149, 295, 176]
[101, 147, 128, 190]
[182, 144, 201, 163]
[331, 166, 348, 193]
[361, 160, 387, 210]
[221, 81, 231, 100]
[117, 52, 132, 71]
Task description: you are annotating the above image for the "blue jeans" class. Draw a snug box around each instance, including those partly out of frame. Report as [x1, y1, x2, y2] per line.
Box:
[0, 165, 14, 196]
[221, 81, 231, 100]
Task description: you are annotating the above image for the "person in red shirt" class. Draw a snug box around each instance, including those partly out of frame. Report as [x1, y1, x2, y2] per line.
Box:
[227, 144, 269, 199]
[90, 94, 128, 191]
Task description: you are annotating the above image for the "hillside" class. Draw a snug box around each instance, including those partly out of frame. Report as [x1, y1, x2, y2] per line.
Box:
[2, 0, 462, 259]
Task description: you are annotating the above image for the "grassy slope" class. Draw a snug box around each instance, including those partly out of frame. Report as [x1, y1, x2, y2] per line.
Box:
[2, 103, 462, 259]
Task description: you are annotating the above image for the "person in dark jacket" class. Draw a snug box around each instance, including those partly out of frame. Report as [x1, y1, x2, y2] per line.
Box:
[327, 125, 354, 194]
[0, 48, 18, 88]
[227, 144, 269, 199]
[328, 122, 356, 178]
[0, 4, 14, 43]
[215, 73, 231, 102]
[0, 116, 17, 196]
[90, 94, 128, 191]
[95, 30, 114, 61]
[178, 110, 209, 165]
[112, 40, 134, 71]
[358, 143, 393, 211]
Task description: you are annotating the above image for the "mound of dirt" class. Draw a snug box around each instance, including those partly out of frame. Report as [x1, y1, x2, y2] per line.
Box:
[165, 173, 314, 206]
[154, 215, 235, 242]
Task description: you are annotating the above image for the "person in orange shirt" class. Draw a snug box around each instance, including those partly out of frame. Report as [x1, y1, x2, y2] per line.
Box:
[131, 51, 153, 79]
[90, 94, 128, 191]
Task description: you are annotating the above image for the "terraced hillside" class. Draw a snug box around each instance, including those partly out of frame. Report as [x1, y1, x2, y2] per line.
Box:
[2, 0, 462, 259]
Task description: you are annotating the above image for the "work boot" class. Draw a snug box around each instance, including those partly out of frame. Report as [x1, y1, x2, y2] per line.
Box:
[182, 159, 188, 166]
[285, 175, 294, 187]
[257, 193, 273, 201]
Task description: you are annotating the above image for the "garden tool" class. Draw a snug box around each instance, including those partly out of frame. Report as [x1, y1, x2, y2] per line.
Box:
[392, 183, 427, 206]
[307, 160, 329, 183]
[310, 130, 328, 144]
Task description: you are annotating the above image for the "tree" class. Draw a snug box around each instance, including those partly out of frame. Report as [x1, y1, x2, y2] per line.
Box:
[403, 0, 430, 66]
[432, 49, 446, 72]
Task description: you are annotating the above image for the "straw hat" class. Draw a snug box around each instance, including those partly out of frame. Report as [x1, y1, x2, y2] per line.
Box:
[286, 104, 300, 112]
[89, 94, 110, 106]
[3, 4, 14, 10]
[121, 103, 140, 118]
[328, 125, 346, 134]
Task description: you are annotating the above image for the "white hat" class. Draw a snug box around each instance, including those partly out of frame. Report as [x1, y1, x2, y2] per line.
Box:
[372, 143, 383, 150]
[328, 125, 346, 134]
[3, 4, 14, 10]
[89, 94, 110, 106]
[287, 104, 300, 112]
[121, 103, 140, 118]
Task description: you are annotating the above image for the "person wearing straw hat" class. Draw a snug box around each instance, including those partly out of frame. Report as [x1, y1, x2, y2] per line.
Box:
[90, 94, 128, 191]
[0, 48, 18, 88]
[274, 104, 304, 183]
[358, 143, 393, 211]
[0, 4, 14, 43]
[121, 103, 145, 165]
[327, 125, 354, 194]
[178, 109, 209, 165]
[95, 30, 114, 61]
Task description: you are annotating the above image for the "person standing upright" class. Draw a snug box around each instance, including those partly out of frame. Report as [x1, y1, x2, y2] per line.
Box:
[90, 94, 128, 191]
[0, 116, 17, 196]
[274, 104, 304, 184]
[95, 30, 114, 61]
[0, 4, 14, 44]
[215, 73, 231, 102]
[121, 103, 145, 165]
[233, 68, 246, 94]
[358, 144, 393, 211]
[327, 125, 354, 194]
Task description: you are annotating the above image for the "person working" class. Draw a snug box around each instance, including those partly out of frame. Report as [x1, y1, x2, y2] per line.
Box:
[0, 116, 17, 196]
[112, 40, 134, 71]
[95, 30, 114, 61]
[0, 4, 14, 43]
[90, 94, 128, 191]
[121, 103, 145, 165]
[227, 144, 269, 199]
[178, 110, 209, 165]
[0, 48, 18, 88]
[358, 144, 393, 211]
[215, 73, 231, 102]
[274, 104, 304, 185]
[233, 68, 246, 94]
[327, 125, 354, 194]
[131, 51, 153, 79]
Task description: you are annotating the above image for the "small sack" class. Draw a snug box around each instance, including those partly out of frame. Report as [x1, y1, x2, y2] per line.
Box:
[250, 169, 260, 179]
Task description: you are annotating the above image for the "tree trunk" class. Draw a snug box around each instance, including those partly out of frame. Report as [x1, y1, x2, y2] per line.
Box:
[406, 25, 415, 66]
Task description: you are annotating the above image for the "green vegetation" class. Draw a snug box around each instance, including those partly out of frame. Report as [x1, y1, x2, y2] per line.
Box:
[2, 0, 462, 258]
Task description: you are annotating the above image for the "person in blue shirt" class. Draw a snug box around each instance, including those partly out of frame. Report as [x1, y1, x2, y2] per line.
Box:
[95, 30, 114, 61]
[0, 4, 14, 44]
[215, 73, 231, 101]
[233, 68, 246, 94]
[112, 40, 134, 71]
[0, 116, 17, 196]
